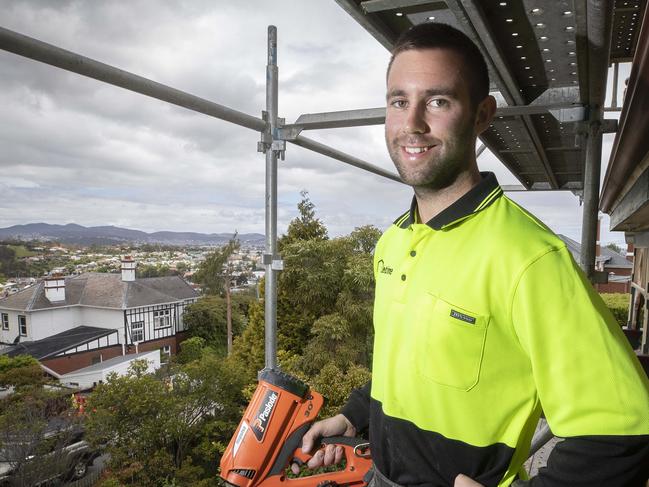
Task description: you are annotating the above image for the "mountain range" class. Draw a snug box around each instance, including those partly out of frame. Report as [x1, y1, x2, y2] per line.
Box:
[0, 223, 265, 246]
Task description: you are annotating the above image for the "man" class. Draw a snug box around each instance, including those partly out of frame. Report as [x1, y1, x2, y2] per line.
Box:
[298, 23, 649, 487]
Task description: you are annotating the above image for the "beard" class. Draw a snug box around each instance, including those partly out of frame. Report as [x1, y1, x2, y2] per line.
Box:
[386, 120, 475, 191]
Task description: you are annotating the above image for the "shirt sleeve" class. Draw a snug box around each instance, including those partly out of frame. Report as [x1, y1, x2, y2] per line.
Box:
[340, 380, 371, 432]
[511, 246, 649, 486]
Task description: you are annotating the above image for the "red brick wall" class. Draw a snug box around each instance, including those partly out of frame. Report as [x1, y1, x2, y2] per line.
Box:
[43, 332, 189, 375]
[43, 345, 124, 375]
[596, 281, 630, 293]
[126, 332, 187, 355]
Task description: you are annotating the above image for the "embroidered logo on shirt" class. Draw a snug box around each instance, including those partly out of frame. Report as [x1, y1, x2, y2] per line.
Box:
[450, 309, 476, 324]
[377, 259, 393, 275]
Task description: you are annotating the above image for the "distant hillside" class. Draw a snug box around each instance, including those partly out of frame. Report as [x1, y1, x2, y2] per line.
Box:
[0, 223, 265, 246]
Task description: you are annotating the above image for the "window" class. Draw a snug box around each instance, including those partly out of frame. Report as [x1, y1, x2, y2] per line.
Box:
[153, 309, 171, 330]
[131, 321, 144, 342]
[18, 315, 27, 336]
[1, 313, 8, 331]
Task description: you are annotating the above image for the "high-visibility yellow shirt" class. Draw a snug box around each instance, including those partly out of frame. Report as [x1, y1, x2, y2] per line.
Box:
[343, 172, 649, 487]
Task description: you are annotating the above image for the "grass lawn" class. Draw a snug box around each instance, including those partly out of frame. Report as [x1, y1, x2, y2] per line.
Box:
[7, 245, 38, 258]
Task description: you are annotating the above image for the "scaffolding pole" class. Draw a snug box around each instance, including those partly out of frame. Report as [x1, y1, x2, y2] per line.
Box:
[264, 26, 280, 370]
[580, 114, 603, 280]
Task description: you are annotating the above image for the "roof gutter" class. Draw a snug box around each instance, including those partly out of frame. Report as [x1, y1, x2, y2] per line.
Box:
[600, 3, 649, 213]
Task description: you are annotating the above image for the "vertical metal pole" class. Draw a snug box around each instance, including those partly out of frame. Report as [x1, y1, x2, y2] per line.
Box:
[264, 26, 279, 369]
[580, 114, 603, 281]
[628, 286, 636, 328]
[611, 62, 619, 109]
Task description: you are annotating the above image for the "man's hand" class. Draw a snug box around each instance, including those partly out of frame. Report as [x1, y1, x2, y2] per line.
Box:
[454, 474, 485, 487]
[290, 414, 357, 474]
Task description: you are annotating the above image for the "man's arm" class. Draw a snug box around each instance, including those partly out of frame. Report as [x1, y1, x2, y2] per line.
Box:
[511, 247, 649, 486]
[340, 380, 372, 432]
[513, 436, 649, 486]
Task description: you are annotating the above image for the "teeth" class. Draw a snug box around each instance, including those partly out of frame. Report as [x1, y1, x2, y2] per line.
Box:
[404, 146, 431, 154]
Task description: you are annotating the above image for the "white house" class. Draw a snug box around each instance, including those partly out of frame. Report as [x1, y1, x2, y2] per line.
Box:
[0, 257, 198, 374]
[60, 350, 161, 389]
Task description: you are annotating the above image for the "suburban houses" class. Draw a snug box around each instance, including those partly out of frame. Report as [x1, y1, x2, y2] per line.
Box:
[558, 220, 634, 294]
[0, 257, 198, 380]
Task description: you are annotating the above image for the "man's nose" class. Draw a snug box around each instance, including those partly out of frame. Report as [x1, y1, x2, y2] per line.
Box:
[404, 105, 427, 134]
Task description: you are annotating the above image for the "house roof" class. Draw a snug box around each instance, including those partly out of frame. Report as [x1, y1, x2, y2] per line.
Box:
[2, 325, 117, 360]
[0, 272, 198, 312]
[557, 235, 632, 269]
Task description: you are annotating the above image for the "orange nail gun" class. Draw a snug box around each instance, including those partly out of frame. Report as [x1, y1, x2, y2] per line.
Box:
[220, 368, 372, 487]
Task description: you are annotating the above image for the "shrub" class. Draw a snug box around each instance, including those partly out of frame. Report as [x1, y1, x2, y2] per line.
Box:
[600, 293, 630, 326]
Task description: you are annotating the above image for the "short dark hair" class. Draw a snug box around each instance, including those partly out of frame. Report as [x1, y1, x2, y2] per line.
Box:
[388, 23, 489, 106]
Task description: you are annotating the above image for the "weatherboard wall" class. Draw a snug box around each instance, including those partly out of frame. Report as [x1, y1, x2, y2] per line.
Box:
[28, 306, 82, 341]
[0, 308, 35, 343]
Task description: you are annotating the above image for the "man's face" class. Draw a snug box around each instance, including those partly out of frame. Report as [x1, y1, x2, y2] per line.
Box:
[385, 48, 478, 190]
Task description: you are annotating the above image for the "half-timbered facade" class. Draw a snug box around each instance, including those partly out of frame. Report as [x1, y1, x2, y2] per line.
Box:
[0, 260, 198, 370]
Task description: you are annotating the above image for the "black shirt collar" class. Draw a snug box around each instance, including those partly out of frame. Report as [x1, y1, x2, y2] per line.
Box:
[393, 172, 503, 230]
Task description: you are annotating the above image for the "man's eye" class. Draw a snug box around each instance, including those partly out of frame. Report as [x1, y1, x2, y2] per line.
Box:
[390, 99, 407, 108]
[428, 99, 448, 108]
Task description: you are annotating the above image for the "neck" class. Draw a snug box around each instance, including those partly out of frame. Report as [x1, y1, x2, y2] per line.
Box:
[414, 165, 482, 223]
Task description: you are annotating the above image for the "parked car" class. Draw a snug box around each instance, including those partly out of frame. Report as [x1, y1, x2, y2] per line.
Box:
[0, 420, 100, 486]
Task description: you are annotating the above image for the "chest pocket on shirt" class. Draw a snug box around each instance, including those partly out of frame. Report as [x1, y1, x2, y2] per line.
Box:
[416, 294, 490, 391]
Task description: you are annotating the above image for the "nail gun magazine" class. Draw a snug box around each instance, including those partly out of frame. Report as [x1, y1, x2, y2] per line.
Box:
[220, 368, 371, 486]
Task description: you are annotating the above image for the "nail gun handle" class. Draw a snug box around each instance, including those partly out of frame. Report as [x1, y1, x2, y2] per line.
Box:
[321, 436, 368, 448]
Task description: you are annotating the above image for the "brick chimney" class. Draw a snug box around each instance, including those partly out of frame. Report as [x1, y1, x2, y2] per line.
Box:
[626, 242, 635, 262]
[44, 274, 66, 302]
[121, 256, 136, 282]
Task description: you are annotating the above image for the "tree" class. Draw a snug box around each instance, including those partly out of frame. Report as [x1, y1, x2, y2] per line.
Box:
[349, 225, 382, 253]
[182, 294, 249, 355]
[0, 245, 26, 279]
[193, 235, 240, 355]
[86, 354, 246, 486]
[0, 386, 83, 486]
[138, 264, 175, 278]
[279, 191, 328, 249]
[0, 355, 49, 389]
[605, 242, 624, 254]
[230, 231, 377, 414]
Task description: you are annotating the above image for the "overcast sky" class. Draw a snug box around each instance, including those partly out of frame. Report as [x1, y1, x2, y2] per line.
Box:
[0, 1, 628, 244]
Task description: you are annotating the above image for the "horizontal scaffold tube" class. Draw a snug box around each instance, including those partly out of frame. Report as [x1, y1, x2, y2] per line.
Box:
[0, 26, 266, 132]
[291, 135, 402, 183]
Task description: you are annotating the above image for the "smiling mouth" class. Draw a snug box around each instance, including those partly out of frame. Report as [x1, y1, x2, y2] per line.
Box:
[403, 145, 435, 154]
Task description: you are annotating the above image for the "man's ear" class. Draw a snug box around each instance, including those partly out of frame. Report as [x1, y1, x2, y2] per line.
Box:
[474, 95, 497, 135]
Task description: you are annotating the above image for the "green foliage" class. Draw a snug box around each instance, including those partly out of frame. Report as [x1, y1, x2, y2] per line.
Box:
[349, 225, 382, 254]
[229, 218, 378, 415]
[0, 355, 48, 389]
[0, 245, 27, 278]
[279, 191, 328, 250]
[193, 236, 240, 296]
[0, 387, 81, 486]
[176, 337, 208, 364]
[84, 199, 380, 485]
[605, 242, 624, 254]
[599, 292, 630, 326]
[86, 351, 245, 486]
[183, 294, 250, 354]
[7, 245, 37, 259]
[229, 297, 266, 385]
[138, 264, 176, 278]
